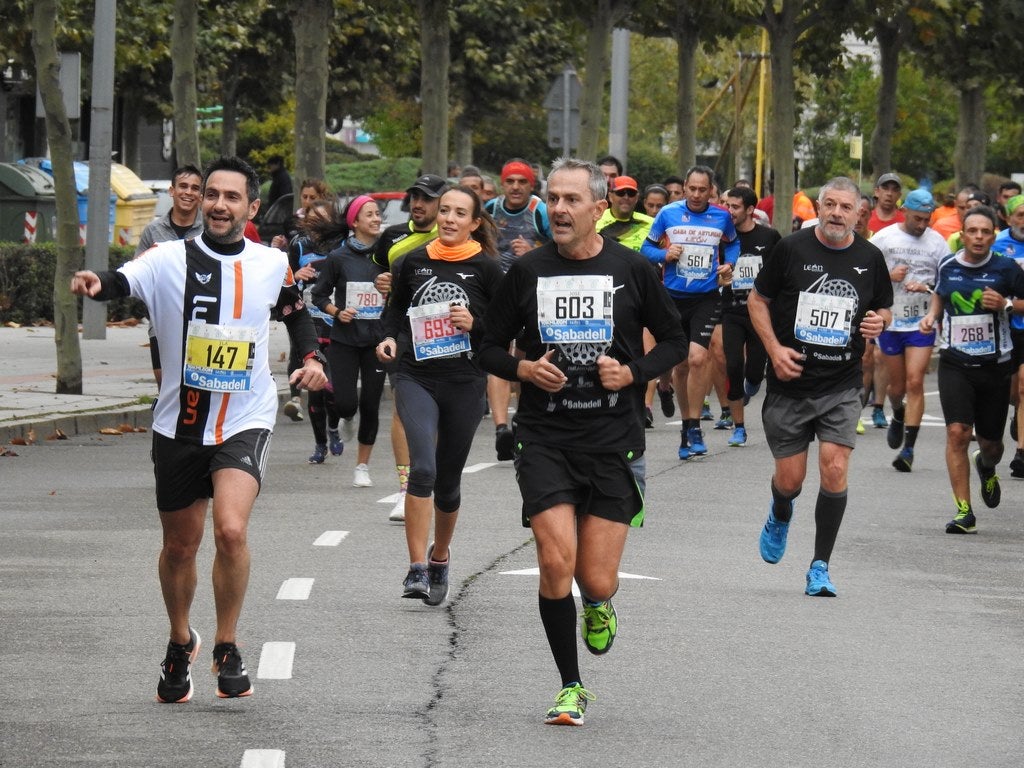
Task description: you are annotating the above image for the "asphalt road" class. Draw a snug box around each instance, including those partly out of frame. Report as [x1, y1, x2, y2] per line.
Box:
[2, 392, 1022, 767]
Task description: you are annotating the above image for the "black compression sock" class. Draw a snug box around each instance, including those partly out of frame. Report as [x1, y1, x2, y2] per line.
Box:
[812, 487, 848, 564]
[539, 593, 580, 688]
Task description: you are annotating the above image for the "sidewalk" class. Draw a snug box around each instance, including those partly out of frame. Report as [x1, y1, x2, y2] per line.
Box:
[0, 323, 294, 445]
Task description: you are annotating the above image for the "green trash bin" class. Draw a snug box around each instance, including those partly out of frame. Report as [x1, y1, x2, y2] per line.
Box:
[0, 163, 57, 242]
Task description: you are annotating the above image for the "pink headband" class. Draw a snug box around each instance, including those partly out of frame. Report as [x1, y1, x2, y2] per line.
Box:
[346, 194, 374, 228]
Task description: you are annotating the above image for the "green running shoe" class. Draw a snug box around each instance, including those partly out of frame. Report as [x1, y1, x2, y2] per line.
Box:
[945, 499, 977, 534]
[973, 450, 1001, 508]
[544, 683, 595, 726]
[581, 599, 617, 655]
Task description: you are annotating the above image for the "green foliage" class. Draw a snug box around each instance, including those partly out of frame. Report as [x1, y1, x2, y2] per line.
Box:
[0, 243, 144, 324]
[363, 94, 422, 159]
[323, 158, 423, 195]
[624, 144, 677, 190]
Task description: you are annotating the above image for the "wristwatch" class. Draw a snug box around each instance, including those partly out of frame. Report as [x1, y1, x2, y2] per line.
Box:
[1005, 297, 1014, 312]
[304, 349, 328, 366]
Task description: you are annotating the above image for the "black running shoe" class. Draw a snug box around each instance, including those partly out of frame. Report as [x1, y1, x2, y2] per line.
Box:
[1010, 450, 1024, 479]
[658, 385, 675, 418]
[973, 450, 1001, 508]
[212, 642, 253, 698]
[157, 627, 201, 703]
[886, 418, 904, 449]
[495, 424, 514, 461]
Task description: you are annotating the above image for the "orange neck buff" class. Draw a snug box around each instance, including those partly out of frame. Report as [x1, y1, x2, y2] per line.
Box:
[427, 239, 482, 262]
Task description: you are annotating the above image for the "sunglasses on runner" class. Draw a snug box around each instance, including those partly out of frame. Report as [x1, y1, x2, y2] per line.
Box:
[613, 189, 638, 198]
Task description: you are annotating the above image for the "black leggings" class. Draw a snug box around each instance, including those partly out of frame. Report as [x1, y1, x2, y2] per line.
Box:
[308, 342, 340, 445]
[326, 342, 386, 446]
[394, 373, 486, 512]
[722, 310, 768, 403]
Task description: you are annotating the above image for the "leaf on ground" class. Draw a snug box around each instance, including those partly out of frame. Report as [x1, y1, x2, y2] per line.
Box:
[46, 429, 68, 440]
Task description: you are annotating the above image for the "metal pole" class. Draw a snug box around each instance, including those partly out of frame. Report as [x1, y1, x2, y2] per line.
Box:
[608, 28, 629, 168]
[83, 0, 116, 339]
[561, 66, 571, 153]
[754, 30, 768, 199]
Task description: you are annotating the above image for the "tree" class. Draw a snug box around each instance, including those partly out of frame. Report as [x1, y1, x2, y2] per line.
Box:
[291, 0, 333, 182]
[906, 0, 1024, 187]
[866, 3, 912, 178]
[32, 0, 83, 394]
[417, 0, 450, 176]
[170, 0, 200, 167]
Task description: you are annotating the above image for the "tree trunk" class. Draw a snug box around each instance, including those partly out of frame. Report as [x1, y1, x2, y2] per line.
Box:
[577, 2, 613, 160]
[954, 85, 986, 188]
[291, 0, 332, 183]
[764, 2, 799, 234]
[32, 0, 83, 394]
[869, 16, 903, 179]
[220, 63, 240, 157]
[171, 0, 200, 167]
[418, 0, 450, 177]
[121, 94, 141, 171]
[453, 109, 473, 168]
[673, 17, 701, 173]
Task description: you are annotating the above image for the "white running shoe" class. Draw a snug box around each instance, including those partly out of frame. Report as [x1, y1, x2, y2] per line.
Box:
[388, 491, 406, 522]
[353, 463, 373, 487]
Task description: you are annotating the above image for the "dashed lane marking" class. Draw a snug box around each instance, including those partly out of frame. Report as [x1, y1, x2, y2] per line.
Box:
[257, 642, 295, 679]
[241, 749, 285, 767]
[313, 530, 349, 546]
[500, 567, 661, 597]
[276, 578, 314, 600]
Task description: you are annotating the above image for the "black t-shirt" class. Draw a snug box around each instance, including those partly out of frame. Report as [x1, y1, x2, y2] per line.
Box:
[723, 223, 783, 312]
[381, 246, 505, 382]
[479, 239, 687, 453]
[753, 227, 893, 398]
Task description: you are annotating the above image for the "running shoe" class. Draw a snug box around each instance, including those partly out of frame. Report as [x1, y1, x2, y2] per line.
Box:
[495, 424, 514, 461]
[283, 396, 304, 422]
[886, 418, 904, 449]
[1009, 449, 1024, 479]
[714, 410, 733, 430]
[402, 564, 429, 599]
[973, 450, 1001, 508]
[945, 502, 977, 534]
[658, 385, 675, 417]
[388, 491, 407, 522]
[580, 599, 617, 655]
[856, 418, 865, 435]
[544, 683, 595, 726]
[212, 642, 253, 698]
[743, 378, 761, 405]
[644, 406, 654, 429]
[424, 543, 450, 606]
[728, 426, 747, 446]
[328, 429, 343, 456]
[678, 432, 691, 460]
[156, 627, 201, 703]
[686, 426, 707, 455]
[341, 417, 356, 442]
[872, 407, 887, 429]
[700, 399, 713, 420]
[805, 560, 837, 597]
[353, 463, 373, 488]
[892, 446, 913, 473]
[308, 444, 327, 465]
[759, 503, 791, 564]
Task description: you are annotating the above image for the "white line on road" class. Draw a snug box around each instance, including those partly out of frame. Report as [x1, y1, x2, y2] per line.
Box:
[313, 530, 349, 546]
[276, 578, 314, 600]
[462, 462, 497, 473]
[500, 567, 661, 597]
[378, 492, 401, 504]
[241, 749, 285, 767]
[257, 642, 295, 679]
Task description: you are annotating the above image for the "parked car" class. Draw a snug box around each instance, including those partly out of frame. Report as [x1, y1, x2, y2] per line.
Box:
[256, 191, 409, 245]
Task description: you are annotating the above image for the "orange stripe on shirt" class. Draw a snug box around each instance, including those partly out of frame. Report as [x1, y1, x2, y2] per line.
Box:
[214, 393, 230, 444]
[233, 260, 244, 319]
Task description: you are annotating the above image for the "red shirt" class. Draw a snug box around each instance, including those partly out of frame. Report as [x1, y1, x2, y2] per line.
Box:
[867, 208, 904, 234]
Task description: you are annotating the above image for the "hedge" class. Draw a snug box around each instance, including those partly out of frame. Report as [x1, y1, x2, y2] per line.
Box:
[0, 242, 147, 325]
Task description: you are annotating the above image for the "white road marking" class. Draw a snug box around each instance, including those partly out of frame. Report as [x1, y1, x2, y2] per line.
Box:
[500, 567, 661, 597]
[257, 642, 295, 679]
[462, 462, 496, 473]
[313, 530, 348, 546]
[241, 749, 285, 768]
[276, 578, 313, 600]
[378, 492, 401, 504]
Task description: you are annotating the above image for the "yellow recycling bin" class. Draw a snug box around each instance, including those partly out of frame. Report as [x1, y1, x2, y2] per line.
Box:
[110, 163, 157, 246]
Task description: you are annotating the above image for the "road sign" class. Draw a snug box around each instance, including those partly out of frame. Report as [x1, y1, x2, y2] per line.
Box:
[545, 66, 581, 151]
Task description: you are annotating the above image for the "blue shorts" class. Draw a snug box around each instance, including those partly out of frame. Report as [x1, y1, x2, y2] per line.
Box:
[877, 329, 936, 356]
